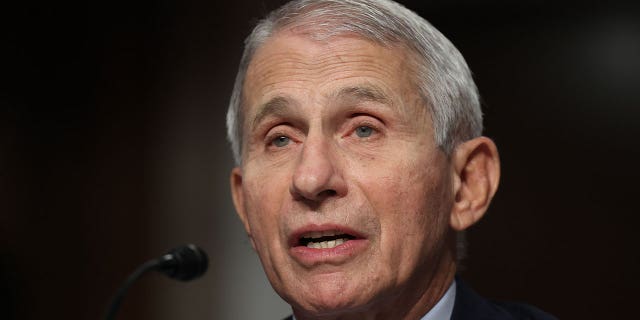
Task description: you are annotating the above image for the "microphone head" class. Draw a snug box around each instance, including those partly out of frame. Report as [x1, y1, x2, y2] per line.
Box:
[159, 244, 209, 281]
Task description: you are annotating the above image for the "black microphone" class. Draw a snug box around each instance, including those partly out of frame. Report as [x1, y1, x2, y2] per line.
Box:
[156, 244, 209, 281]
[104, 244, 209, 320]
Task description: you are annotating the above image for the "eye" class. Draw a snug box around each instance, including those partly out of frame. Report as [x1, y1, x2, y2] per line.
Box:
[355, 125, 374, 138]
[271, 135, 291, 147]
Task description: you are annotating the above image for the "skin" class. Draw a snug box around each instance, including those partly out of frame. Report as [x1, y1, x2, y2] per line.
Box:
[230, 31, 500, 320]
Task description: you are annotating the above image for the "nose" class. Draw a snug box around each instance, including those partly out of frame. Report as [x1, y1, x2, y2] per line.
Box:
[290, 135, 346, 203]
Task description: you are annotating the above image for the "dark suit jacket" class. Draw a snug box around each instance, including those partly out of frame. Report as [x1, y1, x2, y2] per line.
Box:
[451, 277, 556, 320]
[282, 277, 557, 320]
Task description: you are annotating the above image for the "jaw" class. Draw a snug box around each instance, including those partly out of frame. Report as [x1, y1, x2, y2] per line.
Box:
[286, 235, 458, 320]
[277, 242, 382, 317]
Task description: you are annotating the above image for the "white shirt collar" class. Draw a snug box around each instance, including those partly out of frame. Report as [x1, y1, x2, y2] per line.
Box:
[291, 279, 457, 320]
[421, 279, 456, 320]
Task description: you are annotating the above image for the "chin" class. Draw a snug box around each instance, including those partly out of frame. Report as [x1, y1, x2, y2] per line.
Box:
[290, 283, 374, 317]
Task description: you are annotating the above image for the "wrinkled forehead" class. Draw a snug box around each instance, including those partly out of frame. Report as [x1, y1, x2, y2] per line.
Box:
[241, 30, 426, 118]
[243, 32, 426, 132]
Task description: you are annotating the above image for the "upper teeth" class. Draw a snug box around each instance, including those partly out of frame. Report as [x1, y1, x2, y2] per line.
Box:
[307, 238, 346, 249]
[302, 230, 350, 249]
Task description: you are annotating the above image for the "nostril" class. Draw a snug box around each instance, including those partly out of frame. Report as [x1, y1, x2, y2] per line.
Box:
[320, 189, 337, 197]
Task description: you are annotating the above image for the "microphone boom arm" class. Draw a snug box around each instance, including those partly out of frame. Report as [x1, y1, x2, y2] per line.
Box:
[103, 244, 208, 320]
[104, 258, 162, 320]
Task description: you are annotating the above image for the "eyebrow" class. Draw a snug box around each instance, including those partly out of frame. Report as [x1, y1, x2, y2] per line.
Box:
[250, 85, 391, 130]
[251, 96, 293, 130]
[334, 85, 390, 105]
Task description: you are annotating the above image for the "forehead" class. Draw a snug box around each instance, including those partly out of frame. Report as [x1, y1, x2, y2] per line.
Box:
[242, 32, 421, 113]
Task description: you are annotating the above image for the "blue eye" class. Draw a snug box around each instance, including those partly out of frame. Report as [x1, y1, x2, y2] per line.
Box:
[355, 126, 373, 138]
[272, 136, 290, 147]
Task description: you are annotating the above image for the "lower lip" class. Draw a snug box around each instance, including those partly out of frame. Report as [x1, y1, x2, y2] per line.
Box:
[289, 239, 369, 266]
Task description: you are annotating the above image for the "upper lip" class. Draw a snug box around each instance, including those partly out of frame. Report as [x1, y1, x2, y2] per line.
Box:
[288, 224, 366, 247]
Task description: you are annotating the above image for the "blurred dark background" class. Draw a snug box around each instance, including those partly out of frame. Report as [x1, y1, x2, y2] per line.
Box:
[2, 0, 639, 319]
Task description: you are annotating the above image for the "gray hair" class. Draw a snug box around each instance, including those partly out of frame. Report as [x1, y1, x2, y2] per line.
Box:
[226, 0, 482, 165]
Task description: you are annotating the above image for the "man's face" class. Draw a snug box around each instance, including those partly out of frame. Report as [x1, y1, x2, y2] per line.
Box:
[231, 33, 456, 316]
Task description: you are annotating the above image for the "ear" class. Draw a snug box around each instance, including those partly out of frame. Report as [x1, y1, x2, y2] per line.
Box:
[230, 167, 256, 251]
[449, 137, 500, 231]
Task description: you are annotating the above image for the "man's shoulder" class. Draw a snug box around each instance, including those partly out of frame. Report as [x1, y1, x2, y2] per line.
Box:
[452, 277, 557, 320]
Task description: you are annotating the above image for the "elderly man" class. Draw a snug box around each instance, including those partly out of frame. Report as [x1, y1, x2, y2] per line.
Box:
[227, 0, 555, 319]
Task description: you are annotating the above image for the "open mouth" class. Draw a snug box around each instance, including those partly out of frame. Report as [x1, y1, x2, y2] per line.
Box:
[297, 231, 357, 249]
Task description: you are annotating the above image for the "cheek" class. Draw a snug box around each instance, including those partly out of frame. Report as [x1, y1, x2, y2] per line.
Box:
[398, 169, 451, 238]
[241, 178, 290, 282]
[242, 172, 289, 242]
[363, 159, 451, 259]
